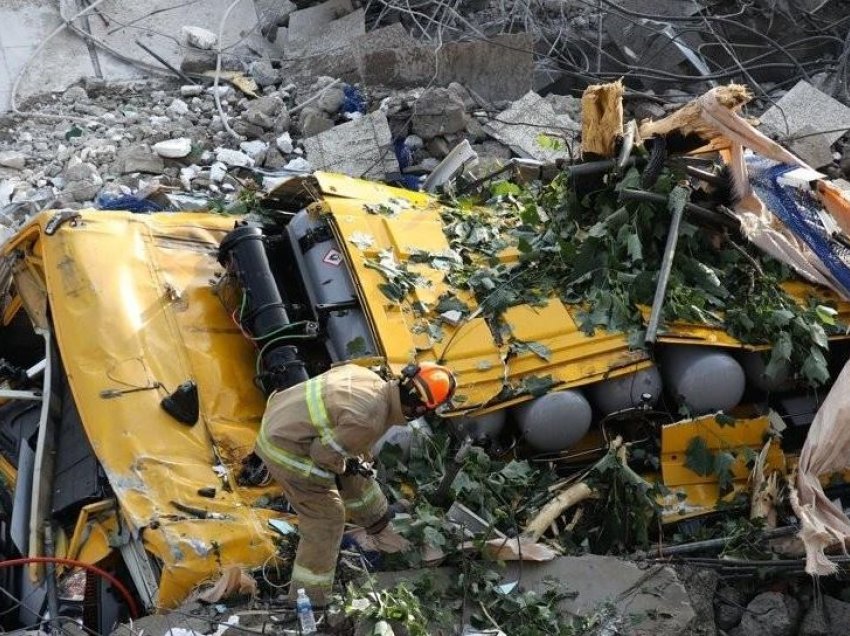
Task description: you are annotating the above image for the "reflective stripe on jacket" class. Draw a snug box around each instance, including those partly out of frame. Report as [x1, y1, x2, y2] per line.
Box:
[255, 364, 406, 478]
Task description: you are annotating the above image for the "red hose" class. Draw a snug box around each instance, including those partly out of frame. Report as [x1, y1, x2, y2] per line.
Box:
[0, 556, 141, 618]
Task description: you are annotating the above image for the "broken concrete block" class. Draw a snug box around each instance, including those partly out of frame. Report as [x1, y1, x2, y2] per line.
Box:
[355, 25, 436, 89]
[787, 124, 835, 169]
[739, 592, 800, 636]
[304, 111, 397, 179]
[243, 95, 285, 130]
[182, 26, 218, 50]
[117, 145, 165, 174]
[166, 98, 189, 118]
[823, 595, 850, 634]
[63, 159, 103, 202]
[437, 34, 534, 103]
[249, 60, 280, 87]
[180, 85, 204, 98]
[215, 148, 253, 167]
[0, 151, 26, 170]
[239, 140, 268, 163]
[301, 109, 335, 138]
[254, 0, 297, 36]
[285, 9, 365, 57]
[285, 157, 312, 172]
[318, 88, 346, 115]
[276, 132, 294, 154]
[287, 0, 353, 39]
[181, 49, 217, 74]
[714, 584, 746, 631]
[153, 138, 192, 159]
[483, 91, 579, 162]
[760, 81, 850, 145]
[412, 88, 468, 139]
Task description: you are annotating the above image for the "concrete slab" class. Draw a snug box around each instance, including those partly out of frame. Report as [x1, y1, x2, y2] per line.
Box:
[303, 111, 397, 179]
[787, 124, 835, 169]
[760, 80, 850, 143]
[0, 0, 142, 110]
[287, 0, 353, 38]
[355, 24, 436, 88]
[84, 0, 260, 79]
[284, 9, 365, 57]
[483, 91, 580, 162]
[374, 555, 698, 634]
[436, 34, 534, 103]
[254, 0, 297, 35]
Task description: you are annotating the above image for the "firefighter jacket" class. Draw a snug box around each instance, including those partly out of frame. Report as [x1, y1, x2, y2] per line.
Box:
[254, 364, 407, 481]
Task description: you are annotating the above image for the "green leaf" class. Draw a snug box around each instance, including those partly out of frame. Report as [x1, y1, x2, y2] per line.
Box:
[525, 341, 552, 362]
[379, 282, 406, 302]
[625, 232, 643, 262]
[498, 460, 533, 482]
[773, 332, 793, 361]
[713, 451, 736, 495]
[435, 296, 470, 314]
[684, 436, 715, 477]
[536, 133, 564, 151]
[422, 524, 447, 548]
[715, 413, 737, 428]
[768, 309, 794, 327]
[809, 322, 829, 349]
[345, 336, 369, 357]
[490, 180, 522, 197]
[815, 304, 838, 326]
[801, 347, 830, 385]
[521, 374, 555, 397]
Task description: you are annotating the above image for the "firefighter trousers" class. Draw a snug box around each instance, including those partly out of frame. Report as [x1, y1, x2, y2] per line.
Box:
[265, 463, 389, 605]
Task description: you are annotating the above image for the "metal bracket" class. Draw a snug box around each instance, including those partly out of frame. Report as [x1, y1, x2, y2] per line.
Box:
[45, 210, 82, 236]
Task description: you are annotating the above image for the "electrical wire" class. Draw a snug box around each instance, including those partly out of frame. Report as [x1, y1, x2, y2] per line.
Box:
[215, 0, 248, 142]
[10, 0, 115, 123]
[0, 557, 140, 618]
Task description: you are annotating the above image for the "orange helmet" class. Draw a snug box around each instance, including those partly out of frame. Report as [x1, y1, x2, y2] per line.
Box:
[405, 362, 457, 409]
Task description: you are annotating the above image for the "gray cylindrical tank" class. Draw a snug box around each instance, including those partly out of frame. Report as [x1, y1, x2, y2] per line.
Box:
[512, 390, 592, 453]
[739, 351, 792, 393]
[660, 346, 745, 415]
[587, 366, 663, 416]
[454, 411, 507, 443]
[287, 210, 376, 361]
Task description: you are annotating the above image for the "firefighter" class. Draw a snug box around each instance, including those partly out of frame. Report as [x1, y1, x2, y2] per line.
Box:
[254, 362, 456, 606]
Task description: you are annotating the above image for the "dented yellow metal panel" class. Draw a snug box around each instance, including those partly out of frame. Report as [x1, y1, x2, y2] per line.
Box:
[659, 414, 786, 520]
[314, 173, 651, 413]
[20, 210, 281, 607]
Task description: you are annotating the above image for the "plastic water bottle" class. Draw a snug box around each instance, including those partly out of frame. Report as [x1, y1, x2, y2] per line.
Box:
[296, 588, 318, 634]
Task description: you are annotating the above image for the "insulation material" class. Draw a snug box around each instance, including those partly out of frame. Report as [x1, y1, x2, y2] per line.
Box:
[791, 359, 850, 575]
[639, 85, 850, 298]
[580, 80, 624, 158]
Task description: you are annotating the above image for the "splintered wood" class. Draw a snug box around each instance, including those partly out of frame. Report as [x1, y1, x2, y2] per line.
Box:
[581, 80, 624, 158]
[638, 83, 752, 141]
